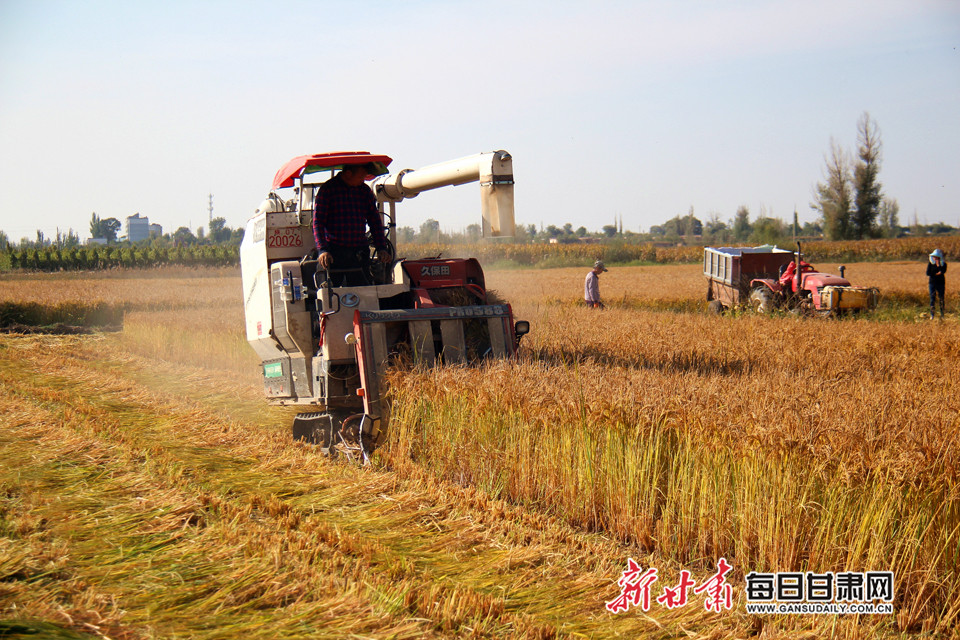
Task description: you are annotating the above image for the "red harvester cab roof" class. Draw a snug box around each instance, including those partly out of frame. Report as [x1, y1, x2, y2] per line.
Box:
[271, 152, 393, 190]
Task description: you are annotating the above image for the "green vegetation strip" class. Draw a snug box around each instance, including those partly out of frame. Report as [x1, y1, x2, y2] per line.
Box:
[3, 235, 957, 274]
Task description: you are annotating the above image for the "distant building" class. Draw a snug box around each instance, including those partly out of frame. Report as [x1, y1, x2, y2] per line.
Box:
[149, 223, 162, 238]
[86, 237, 108, 246]
[126, 213, 151, 242]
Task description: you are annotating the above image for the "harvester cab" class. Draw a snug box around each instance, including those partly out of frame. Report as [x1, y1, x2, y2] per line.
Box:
[240, 151, 527, 462]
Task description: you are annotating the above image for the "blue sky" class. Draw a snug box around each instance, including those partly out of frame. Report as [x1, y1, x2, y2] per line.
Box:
[1, 0, 958, 242]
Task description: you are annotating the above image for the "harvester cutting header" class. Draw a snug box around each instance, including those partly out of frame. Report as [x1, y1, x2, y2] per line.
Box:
[240, 150, 528, 462]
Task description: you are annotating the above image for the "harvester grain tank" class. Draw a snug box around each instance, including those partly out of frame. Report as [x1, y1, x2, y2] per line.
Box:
[240, 151, 528, 462]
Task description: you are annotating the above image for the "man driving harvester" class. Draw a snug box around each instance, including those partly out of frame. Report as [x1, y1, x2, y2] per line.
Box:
[313, 163, 392, 286]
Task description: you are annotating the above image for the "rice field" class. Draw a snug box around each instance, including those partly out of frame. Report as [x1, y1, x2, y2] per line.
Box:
[1, 261, 958, 639]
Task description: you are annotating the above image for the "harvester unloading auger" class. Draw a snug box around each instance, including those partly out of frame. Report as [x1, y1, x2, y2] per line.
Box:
[240, 151, 529, 463]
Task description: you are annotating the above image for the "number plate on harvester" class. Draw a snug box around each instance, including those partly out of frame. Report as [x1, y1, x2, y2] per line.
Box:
[267, 227, 303, 249]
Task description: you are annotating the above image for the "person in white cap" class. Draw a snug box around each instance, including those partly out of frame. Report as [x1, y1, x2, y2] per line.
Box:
[927, 249, 946, 319]
[585, 260, 607, 309]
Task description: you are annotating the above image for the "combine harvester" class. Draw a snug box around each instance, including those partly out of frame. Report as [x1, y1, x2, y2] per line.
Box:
[240, 151, 528, 463]
[704, 243, 879, 316]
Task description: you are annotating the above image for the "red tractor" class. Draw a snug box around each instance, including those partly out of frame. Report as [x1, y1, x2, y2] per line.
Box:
[748, 243, 878, 316]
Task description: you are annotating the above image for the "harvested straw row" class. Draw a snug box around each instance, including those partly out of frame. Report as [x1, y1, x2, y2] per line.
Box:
[2, 334, 761, 639]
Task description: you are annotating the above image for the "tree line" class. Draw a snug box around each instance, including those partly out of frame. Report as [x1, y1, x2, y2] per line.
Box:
[0, 215, 244, 252]
[0, 244, 239, 272]
[0, 213, 246, 271]
[412, 112, 952, 247]
[86, 212, 244, 246]
[3, 114, 955, 271]
[811, 112, 898, 241]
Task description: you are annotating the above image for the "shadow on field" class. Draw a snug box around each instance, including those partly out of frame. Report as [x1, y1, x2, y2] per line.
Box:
[534, 346, 759, 377]
[0, 322, 122, 335]
[0, 301, 124, 334]
[0, 620, 99, 639]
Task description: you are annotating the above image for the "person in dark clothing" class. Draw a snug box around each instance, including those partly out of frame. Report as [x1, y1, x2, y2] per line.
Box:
[313, 163, 391, 286]
[927, 249, 946, 319]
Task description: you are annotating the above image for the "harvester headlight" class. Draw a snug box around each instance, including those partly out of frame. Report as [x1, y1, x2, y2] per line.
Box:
[514, 320, 530, 339]
[344, 333, 358, 345]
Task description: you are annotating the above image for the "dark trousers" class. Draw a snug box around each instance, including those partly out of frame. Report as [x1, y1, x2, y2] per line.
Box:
[929, 282, 945, 317]
[324, 245, 370, 287]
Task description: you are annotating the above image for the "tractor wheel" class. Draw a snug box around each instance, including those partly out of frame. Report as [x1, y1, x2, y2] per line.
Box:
[749, 287, 775, 314]
[707, 300, 725, 315]
[795, 297, 816, 317]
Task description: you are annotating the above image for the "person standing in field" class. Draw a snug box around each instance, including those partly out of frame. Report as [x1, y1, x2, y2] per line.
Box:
[585, 260, 607, 309]
[927, 249, 947, 319]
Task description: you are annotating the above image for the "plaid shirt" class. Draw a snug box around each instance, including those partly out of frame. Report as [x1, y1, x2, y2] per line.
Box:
[312, 173, 388, 252]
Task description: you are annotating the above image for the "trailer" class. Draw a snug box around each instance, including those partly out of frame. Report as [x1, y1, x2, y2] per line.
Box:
[705, 243, 879, 316]
[703, 246, 794, 313]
